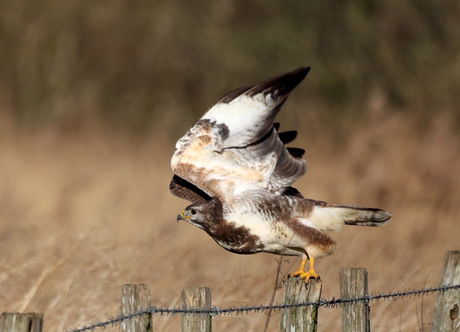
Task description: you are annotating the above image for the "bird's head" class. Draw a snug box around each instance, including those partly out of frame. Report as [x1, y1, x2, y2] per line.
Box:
[177, 197, 223, 231]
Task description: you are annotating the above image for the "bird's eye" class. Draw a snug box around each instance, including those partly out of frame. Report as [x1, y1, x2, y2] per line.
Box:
[190, 209, 197, 215]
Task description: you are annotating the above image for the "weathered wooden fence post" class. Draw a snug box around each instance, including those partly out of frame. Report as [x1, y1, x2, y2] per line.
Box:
[0, 312, 43, 332]
[340, 268, 370, 332]
[432, 250, 460, 332]
[120, 284, 152, 332]
[181, 287, 212, 332]
[280, 278, 322, 332]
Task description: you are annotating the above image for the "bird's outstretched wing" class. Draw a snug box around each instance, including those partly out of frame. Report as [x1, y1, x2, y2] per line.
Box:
[169, 174, 210, 204]
[171, 67, 310, 201]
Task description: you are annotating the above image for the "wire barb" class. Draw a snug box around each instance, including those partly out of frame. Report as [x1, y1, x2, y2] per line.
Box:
[64, 283, 460, 332]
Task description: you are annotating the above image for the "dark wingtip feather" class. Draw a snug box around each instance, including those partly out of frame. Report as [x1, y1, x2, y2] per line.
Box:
[218, 67, 311, 105]
[287, 147, 305, 158]
[278, 130, 298, 144]
[170, 175, 211, 203]
[218, 86, 252, 104]
[282, 186, 305, 198]
[247, 67, 310, 99]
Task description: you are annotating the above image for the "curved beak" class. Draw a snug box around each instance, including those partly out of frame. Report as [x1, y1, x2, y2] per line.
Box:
[177, 211, 188, 222]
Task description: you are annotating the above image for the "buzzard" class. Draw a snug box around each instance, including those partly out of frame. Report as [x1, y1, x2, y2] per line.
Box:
[170, 67, 391, 281]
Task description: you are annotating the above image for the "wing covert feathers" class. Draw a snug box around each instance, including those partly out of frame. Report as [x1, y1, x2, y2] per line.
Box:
[171, 67, 310, 198]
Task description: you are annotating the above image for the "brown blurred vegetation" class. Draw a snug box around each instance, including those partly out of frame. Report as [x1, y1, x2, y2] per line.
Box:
[1, 0, 459, 133]
[1, 1, 460, 331]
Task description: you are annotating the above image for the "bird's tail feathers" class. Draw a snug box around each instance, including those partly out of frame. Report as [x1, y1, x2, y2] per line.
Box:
[306, 203, 391, 232]
[331, 205, 392, 227]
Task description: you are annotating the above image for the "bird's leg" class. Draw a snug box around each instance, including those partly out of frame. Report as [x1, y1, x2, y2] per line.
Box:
[288, 256, 319, 281]
[299, 256, 319, 280]
[288, 258, 307, 278]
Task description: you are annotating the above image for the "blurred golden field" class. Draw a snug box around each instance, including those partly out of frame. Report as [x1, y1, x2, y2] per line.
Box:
[1, 107, 459, 331]
[1, 1, 459, 331]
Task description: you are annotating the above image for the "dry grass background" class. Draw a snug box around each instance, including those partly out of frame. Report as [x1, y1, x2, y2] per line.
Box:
[1, 103, 459, 331]
[1, 2, 459, 330]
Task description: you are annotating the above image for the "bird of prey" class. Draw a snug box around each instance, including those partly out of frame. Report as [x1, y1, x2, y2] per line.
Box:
[170, 67, 391, 281]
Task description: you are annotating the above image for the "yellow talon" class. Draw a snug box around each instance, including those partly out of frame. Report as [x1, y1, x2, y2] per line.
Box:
[289, 258, 307, 277]
[288, 257, 319, 281]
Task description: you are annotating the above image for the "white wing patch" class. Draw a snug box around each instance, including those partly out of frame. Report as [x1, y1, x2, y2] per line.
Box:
[202, 93, 277, 148]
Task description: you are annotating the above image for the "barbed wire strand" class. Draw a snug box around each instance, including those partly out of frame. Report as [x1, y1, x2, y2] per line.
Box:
[64, 283, 460, 332]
